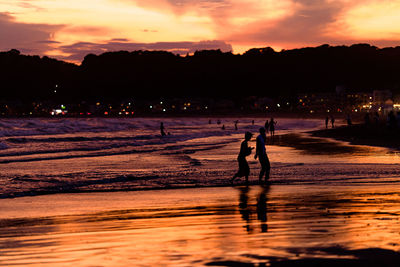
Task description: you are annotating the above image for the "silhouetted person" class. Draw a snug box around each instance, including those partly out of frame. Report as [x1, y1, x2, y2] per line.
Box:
[325, 116, 329, 129]
[257, 185, 270, 233]
[231, 132, 254, 184]
[264, 120, 269, 134]
[269, 118, 277, 137]
[221, 124, 225, 130]
[252, 120, 255, 125]
[234, 120, 239, 130]
[346, 114, 352, 126]
[255, 127, 270, 184]
[330, 116, 335, 128]
[160, 122, 166, 136]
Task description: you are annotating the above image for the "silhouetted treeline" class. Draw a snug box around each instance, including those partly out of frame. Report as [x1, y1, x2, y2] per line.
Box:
[1, 44, 400, 102]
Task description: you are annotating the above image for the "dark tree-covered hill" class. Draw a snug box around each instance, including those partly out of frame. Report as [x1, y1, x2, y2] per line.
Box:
[1, 43, 400, 102]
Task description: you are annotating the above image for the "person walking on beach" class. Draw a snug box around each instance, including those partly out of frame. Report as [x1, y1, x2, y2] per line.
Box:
[160, 122, 166, 136]
[231, 132, 254, 184]
[325, 116, 329, 129]
[330, 115, 335, 128]
[234, 120, 239, 130]
[269, 118, 277, 137]
[255, 127, 270, 184]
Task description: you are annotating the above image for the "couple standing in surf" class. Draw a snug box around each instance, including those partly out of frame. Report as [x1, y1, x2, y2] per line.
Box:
[231, 127, 270, 185]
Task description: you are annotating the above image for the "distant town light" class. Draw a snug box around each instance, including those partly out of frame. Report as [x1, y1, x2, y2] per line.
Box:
[163, 109, 166, 112]
[277, 104, 280, 107]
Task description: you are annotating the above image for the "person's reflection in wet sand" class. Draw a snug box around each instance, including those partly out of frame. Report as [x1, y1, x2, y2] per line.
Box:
[238, 186, 252, 233]
[237, 185, 270, 233]
[257, 185, 270, 233]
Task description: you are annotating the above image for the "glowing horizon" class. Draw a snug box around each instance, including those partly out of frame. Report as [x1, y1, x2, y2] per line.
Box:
[1, 0, 400, 63]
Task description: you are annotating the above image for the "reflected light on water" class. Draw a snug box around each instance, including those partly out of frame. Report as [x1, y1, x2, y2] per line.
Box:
[2, 185, 400, 266]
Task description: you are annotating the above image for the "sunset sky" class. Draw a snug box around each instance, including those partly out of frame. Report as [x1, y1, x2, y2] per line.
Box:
[1, 0, 400, 63]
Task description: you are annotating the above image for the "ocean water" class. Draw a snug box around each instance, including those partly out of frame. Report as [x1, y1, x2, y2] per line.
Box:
[1, 117, 399, 199]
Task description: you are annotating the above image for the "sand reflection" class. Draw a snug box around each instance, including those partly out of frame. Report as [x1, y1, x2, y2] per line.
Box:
[1, 185, 400, 266]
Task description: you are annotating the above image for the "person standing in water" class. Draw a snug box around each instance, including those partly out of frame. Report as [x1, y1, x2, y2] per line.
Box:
[231, 132, 254, 184]
[264, 120, 269, 134]
[269, 118, 277, 137]
[255, 127, 270, 184]
[160, 122, 166, 136]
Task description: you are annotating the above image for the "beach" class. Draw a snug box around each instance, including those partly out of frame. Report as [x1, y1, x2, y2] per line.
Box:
[1, 117, 400, 266]
[2, 185, 400, 266]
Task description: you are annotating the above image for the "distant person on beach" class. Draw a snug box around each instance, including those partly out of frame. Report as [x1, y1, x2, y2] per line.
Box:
[346, 114, 352, 126]
[330, 116, 335, 128]
[221, 124, 225, 130]
[264, 120, 269, 134]
[325, 116, 329, 129]
[269, 118, 277, 137]
[231, 132, 254, 184]
[255, 127, 270, 184]
[160, 122, 166, 136]
[234, 120, 239, 130]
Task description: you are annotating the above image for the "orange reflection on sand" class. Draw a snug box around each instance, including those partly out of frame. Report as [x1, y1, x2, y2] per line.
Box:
[1, 185, 400, 266]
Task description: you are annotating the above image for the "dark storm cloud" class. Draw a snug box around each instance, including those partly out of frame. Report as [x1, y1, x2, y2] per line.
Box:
[58, 39, 233, 62]
[0, 12, 63, 54]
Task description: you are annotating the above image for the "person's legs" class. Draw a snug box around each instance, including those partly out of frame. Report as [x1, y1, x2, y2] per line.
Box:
[259, 155, 270, 183]
[264, 156, 270, 182]
[259, 158, 266, 183]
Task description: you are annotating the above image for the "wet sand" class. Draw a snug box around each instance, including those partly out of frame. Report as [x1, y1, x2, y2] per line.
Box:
[1, 184, 400, 266]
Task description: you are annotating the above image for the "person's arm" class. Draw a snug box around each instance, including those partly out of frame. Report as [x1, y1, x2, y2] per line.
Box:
[254, 138, 259, 159]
